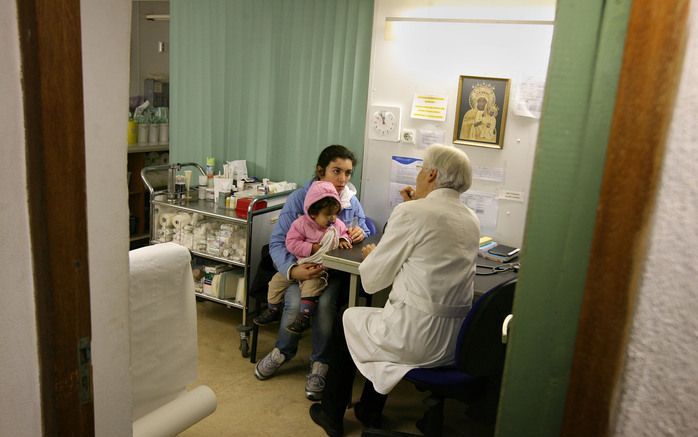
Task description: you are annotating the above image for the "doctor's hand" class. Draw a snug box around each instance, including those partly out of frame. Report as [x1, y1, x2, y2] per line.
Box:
[400, 185, 416, 201]
[361, 243, 376, 259]
[290, 263, 324, 281]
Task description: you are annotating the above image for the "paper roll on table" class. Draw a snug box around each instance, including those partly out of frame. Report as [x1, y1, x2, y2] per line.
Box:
[129, 243, 200, 421]
[159, 213, 176, 228]
[132, 385, 217, 437]
[172, 213, 191, 229]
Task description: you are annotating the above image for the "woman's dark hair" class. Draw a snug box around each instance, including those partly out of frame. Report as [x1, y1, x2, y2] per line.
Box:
[315, 145, 356, 177]
[308, 196, 341, 217]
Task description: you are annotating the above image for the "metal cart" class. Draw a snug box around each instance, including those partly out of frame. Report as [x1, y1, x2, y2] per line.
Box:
[141, 163, 291, 360]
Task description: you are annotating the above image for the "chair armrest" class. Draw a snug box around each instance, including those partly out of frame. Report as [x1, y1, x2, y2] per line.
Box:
[502, 314, 513, 344]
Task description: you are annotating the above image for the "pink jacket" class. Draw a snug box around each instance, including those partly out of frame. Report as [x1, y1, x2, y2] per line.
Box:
[285, 181, 350, 258]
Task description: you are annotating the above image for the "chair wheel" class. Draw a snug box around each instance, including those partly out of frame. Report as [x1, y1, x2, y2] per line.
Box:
[240, 339, 249, 357]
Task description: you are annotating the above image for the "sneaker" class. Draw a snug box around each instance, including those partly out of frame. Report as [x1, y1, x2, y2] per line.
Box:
[253, 308, 281, 326]
[254, 347, 286, 380]
[286, 314, 312, 334]
[305, 361, 329, 400]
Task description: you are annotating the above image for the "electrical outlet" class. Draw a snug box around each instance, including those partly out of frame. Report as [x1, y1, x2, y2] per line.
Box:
[401, 129, 416, 144]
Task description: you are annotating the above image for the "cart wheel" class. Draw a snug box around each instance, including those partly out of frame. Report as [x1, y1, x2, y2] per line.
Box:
[240, 339, 250, 358]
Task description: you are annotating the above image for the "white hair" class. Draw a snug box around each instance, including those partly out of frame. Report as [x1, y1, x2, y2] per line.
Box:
[422, 144, 472, 193]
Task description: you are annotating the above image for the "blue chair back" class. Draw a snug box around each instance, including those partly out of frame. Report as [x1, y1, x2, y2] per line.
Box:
[455, 279, 516, 377]
[364, 217, 378, 236]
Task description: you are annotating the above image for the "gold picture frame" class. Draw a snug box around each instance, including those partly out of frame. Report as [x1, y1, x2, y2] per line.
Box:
[453, 75, 511, 149]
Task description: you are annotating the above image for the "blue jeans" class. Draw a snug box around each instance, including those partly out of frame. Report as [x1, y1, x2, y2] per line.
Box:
[275, 273, 347, 363]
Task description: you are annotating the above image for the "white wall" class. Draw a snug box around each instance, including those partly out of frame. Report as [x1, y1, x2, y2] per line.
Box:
[81, 0, 134, 435]
[0, 0, 42, 435]
[612, 4, 698, 436]
[360, 0, 555, 247]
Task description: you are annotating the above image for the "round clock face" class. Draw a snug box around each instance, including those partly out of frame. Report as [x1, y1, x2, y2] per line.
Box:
[368, 106, 401, 141]
[372, 111, 396, 136]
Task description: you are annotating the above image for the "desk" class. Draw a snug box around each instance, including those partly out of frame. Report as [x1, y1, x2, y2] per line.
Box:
[323, 238, 518, 307]
[323, 235, 380, 307]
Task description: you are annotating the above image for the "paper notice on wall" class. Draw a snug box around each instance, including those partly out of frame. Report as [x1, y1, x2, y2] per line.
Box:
[410, 94, 448, 121]
[390, 156, 422, 207]
[460, 190, 499, 234]
[389, 183, 410, 208]
[512, 78, 546, 119]
[418, 129, 445, 148]
[498, 189, 524, 202]
[473, 166, 505, 183]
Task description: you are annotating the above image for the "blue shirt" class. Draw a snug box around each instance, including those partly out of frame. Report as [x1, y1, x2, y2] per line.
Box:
[269, 180, 370, 279]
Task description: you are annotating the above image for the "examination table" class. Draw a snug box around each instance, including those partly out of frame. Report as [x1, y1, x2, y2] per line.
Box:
[129, 243, 217, 437]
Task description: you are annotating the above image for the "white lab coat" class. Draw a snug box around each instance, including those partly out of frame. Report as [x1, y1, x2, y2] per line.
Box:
[344, 188, 480, 394]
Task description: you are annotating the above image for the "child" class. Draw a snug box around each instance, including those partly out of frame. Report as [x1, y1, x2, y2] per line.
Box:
[253, 181, 352, 334]
[478, 103, 498, 142]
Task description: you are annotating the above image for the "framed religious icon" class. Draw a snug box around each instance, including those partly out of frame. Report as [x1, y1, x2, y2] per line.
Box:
[453, 75, 511, 149]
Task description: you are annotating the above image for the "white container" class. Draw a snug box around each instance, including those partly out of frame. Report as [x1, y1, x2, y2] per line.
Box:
[148, 123, 159, 145]
[137, 123, 148, 145]
[159, 123, 169, 144]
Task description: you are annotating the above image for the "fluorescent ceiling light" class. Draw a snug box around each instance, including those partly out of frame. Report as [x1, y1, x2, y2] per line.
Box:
[385, 16, 553, 25]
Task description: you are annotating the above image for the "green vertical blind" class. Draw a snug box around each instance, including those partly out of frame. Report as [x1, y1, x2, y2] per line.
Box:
[170, 0, 374, 189]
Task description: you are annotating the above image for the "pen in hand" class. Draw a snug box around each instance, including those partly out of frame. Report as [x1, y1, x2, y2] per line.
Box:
[400, 186, 416, 201]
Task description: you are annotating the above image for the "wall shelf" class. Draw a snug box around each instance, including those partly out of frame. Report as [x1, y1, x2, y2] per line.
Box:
[128, 144, 169, 153]
[128, 144, 169, 248]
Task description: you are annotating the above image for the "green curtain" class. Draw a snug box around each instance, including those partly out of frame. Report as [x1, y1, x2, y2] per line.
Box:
[170, 0, 373, 191]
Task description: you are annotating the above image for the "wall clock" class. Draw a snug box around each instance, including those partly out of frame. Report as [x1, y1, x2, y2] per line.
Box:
[369, 105, 401, 142]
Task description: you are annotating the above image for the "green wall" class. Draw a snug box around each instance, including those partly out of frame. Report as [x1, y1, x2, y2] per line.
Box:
[496, 1, 632, 436]
[169, 0, 374, 190]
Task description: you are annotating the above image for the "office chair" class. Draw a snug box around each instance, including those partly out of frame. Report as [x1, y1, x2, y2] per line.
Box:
[364, 216, 378, 236]
[249, 244, 277, 363]
[362, 279, 517, 437]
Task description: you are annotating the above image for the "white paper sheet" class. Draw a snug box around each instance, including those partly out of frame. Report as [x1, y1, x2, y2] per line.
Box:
[460, 190, 499, 234]
[133, 386, 217, 437]
[473, 166, 505, 183]
[512, 77, 546, 119]
[389, 182, 411, 208]
[390, 156, 423, 208]
[390, 156, 422, 184]
[410, 93, 448, 121]
[129, 243, 198, 420]
[419, 129, 445, 148]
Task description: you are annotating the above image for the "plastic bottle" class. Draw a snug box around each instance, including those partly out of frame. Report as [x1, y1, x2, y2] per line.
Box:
[206, 157, 215, 188]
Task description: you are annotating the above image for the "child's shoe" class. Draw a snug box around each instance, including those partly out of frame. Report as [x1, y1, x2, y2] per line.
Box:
[253, 307, 281, 326]
[286, 314, 312, 334]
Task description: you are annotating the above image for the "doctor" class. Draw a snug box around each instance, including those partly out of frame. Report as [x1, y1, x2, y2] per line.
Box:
[309, 144, 480, 436]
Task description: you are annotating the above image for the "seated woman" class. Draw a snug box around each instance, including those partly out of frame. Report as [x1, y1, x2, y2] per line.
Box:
[308, 144, 480, 436]
[254, 145, 371, 401]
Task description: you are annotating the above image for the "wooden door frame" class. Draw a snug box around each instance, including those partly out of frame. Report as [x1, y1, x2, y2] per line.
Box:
[561, 1, 689, 435]
[16, 0, 95, 435]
